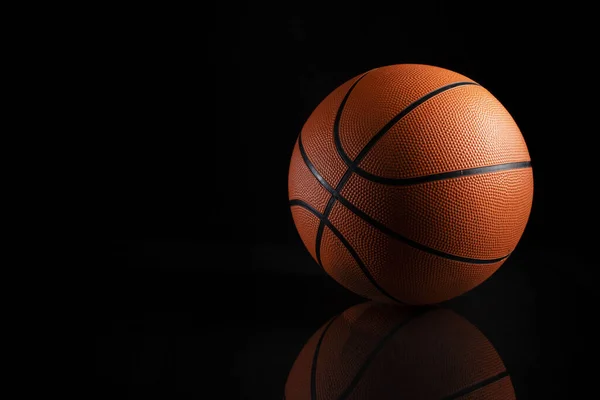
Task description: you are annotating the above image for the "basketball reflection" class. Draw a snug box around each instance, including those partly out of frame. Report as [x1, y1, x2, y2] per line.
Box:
[284, 301, 515, 400]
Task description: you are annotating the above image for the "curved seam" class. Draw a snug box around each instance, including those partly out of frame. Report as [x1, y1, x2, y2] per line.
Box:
[290, 199, 406, 303]
[334, 81, 480, 169]
[298, 135, 513, 264]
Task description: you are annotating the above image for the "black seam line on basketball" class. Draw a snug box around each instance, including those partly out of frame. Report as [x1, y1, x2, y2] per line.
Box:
[297, 135, 510, 264]
[311, 72, 371, 268]
[322, 83, 479, 265]
[311, 315, 340, 400]
[298, 132, 336, 194]
[313, 183, 337, 268]
[334, 81, 480, 169]
[337, 307, 435, 400]
[332, 72, 371, 167]
[336, 194, 510, 264]
[318, 82, 479, 257]
[298, 135, 333, 268]
[289, 199, 406, 304]
[354, 161, 532, 185]
[315, 72, 376, 268]
[441, 370, 510, 400]
[289, 199, 324, 218]
[314, 81, 499, 266]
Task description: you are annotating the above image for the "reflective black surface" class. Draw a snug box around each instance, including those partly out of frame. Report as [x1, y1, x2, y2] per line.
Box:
[94, 243, 597, 399]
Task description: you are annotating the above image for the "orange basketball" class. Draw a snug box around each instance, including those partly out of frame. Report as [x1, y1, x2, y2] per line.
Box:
[288, 64, 533, 305]
[284, 301, 516, 399]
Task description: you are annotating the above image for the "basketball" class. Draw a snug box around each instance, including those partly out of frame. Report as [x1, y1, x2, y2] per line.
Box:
[288, 64, 533, 305]
[284, 301, 516, 399]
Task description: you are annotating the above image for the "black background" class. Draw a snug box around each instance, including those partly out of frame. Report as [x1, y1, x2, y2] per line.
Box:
[93, 2, 598, 399]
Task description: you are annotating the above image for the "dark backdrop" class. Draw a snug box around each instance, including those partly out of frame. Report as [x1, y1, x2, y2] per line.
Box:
[93, 2, 598, 399]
